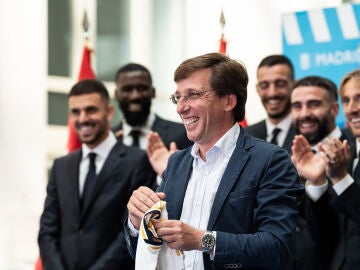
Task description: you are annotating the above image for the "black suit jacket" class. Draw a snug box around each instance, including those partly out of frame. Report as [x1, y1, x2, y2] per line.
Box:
[38, 141, 156, 270]
[112, 114, 192, 150]
[295, 129, 360, 270]
[245, 119, 295, 153]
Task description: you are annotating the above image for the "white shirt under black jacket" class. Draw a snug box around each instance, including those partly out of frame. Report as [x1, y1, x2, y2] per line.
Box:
[79, 132, 117, 196]
[265, 114, 292, 147]
[129, 123, 240, 269]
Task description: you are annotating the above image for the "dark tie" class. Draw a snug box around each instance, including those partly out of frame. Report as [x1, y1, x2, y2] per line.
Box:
[353, 152, 360, 183]
[270, 127, 281, 145]
[130, 130, 141, 147]
[81, 152, 97, 210]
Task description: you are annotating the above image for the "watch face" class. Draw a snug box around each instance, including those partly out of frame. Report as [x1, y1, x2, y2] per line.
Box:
[202, 232, 215, 251]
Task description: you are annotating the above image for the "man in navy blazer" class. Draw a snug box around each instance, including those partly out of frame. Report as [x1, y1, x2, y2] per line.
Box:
[38, 79, 156, 270]
[126, 53, 303, 269]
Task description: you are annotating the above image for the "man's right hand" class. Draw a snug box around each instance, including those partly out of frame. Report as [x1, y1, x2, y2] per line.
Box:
[127, 186, 166, 229]
[291, 135, 327, 185]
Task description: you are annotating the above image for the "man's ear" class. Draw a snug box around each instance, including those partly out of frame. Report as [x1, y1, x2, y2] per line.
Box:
[224, 94, 237, 112]
[151, 87, 156, 98]
[331, 102, 339, 117]
[114, 88, 120, 101]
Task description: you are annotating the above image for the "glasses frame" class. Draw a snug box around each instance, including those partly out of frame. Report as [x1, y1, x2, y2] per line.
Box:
[169, 89, 209, 105]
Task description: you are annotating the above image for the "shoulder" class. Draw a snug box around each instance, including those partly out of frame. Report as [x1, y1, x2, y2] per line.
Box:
[245, 120, 266, 133]
[154, 115, 184, 129]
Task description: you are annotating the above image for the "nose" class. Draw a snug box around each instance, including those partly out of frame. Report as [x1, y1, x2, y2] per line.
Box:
[128, 88, 142, 99]
[267, 83, 277, 96]
[298, 106, 311, 118]
[347, 99, 360, 114]
[78, 110, 90, 123]
[176, 98, 190, 115]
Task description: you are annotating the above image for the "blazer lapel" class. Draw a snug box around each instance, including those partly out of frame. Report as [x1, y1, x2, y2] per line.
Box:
[165, 151, 193, 220]
[207, 129, 252, 230]
[81, 142, 126, 216]
[282, 125, 296, 153]
[68, 151, 82, 219]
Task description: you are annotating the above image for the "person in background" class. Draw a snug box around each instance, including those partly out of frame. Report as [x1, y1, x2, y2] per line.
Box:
[290, 75, 359, 269]
[112, 63, 192, 151]
[38, 79, 156, 270]
[126, 52, 303, 269]
[246, 54, 295, 153]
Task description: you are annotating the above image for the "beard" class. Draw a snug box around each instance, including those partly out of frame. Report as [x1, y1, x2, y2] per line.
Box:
[294, 115, 332, 145]
[263, 96, 291, 120]
[119, 98, 152, 126]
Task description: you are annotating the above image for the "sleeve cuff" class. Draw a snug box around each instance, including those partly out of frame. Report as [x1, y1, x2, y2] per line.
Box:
[305, 181, 328, 201]
[332, 174, 354, 195]
[127, 217, 139, 237]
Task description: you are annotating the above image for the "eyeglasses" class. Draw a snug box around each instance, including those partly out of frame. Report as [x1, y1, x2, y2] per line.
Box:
[257, 79, 289, 90]
[169, 90, 209, 105]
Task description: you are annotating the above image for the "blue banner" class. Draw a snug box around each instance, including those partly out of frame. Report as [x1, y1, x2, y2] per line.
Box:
[282, 3, 360, 128]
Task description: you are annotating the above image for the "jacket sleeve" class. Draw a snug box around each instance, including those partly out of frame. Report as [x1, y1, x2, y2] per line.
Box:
[212, 149, 304, 269]
[38, 160, 66, 270]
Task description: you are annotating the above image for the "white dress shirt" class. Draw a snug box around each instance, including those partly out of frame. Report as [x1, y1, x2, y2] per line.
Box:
[122, 113, 155, 150]
[129, 123, 239, 270]
[265, 114, 292, 147]
[79, 132, 117, 196]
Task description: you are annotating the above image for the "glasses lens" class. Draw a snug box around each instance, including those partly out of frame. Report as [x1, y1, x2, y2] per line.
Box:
[170, 94, 177, 104]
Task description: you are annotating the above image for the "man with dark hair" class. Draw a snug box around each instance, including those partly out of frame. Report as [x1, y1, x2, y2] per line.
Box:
[112, 63, 192, 151]
[246, 54, 295, 153]
[291, 76, 340, 146]
[38, 79, 156, 270]
[126, 53, 303, 269]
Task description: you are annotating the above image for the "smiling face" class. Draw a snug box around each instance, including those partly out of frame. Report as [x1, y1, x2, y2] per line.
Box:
[175, 68, 236, 155]
[256, 64, 293, 123]
[291, 86, 338, 145]
[115, 70, 155, 126]
[69, 93, 114, 149]
[341, 77, 360, 139]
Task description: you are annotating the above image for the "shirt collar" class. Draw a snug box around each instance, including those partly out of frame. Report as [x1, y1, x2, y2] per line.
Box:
[123, 112, 155, 136]
[191, 123, 240, 160]
[82, 131, 117, 160]
[310, 126, 342, 151]
[265, 114, 292, 137]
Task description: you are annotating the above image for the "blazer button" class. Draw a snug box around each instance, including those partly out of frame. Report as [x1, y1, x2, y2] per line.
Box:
[79, 229, 84, 235]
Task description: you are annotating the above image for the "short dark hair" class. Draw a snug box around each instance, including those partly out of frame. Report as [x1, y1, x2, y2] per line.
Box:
[258, 54, 295, 80]
[291, 76, 338, 102]
[174, 52, 248, 122]
[114, 63, 152, 84]
[68, 79, 110, 102]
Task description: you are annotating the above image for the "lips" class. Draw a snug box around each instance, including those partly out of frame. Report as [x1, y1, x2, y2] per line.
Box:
[349, 117, 360, 129]
[128, 102, 143, 112]
[183, 117, 199, 127]
[77, 123, 95, 137]
[297, 120, 318, 133]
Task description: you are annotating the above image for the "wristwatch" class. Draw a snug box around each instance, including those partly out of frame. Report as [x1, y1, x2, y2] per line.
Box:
[200, 231, 215, 253]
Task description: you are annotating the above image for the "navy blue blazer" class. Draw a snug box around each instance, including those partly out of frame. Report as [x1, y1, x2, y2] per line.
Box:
[127, 128, 304, 269]
[38, 141, 156, 270]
